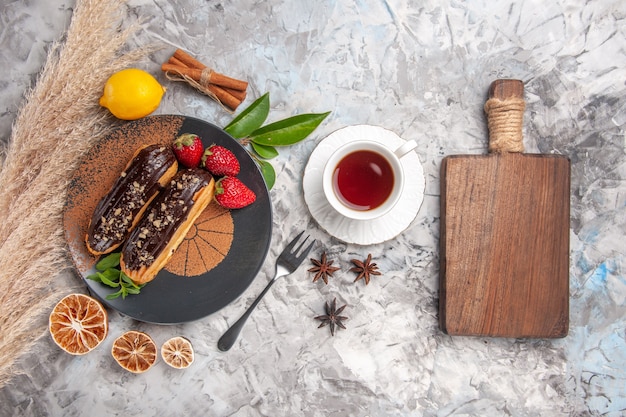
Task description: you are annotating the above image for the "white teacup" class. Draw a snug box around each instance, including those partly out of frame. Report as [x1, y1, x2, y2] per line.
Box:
[322, 139, 417, 220]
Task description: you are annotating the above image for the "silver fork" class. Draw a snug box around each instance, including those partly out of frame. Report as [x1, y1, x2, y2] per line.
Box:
[217, 231, 315, 351]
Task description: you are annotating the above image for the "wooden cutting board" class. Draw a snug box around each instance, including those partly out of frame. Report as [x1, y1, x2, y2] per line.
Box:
[439, 79, 570, 338]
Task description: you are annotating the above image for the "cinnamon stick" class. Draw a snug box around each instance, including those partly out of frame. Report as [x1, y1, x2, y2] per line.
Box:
[170, 49, 249, 91]
[172, 49, 205, 71]
[207, 85, 241, 110]
[161, 49, 248, 111]
[162, 63, 247, 99]
[223, 86, 247, 101]
[205, 71, 249, 92]
[161, 63, 203, 81]
[168, 55, 187, 68]
[161, 63, 242, 110]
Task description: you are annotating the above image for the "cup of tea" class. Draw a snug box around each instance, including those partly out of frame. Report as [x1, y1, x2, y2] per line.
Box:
[322, 139, 417, 220]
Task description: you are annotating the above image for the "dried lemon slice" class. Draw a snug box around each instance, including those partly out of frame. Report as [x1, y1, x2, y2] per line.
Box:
[111, 330, 157, 373]
[49, 293, 108, 355]
[161, 336, 194, 369]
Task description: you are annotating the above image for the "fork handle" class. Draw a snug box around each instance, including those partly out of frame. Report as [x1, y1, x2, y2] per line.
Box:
[217, 275, 280, 351]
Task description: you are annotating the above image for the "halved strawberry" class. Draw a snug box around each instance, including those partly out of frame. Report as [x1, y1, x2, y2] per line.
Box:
[202, 144, 240, 177]
[172, 133, 204, 168]
[214, 177, 256, 209]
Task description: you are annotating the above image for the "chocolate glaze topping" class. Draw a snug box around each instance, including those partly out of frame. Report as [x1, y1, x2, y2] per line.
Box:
[122, 168, 214, 270]
[86, 144, 177, 253]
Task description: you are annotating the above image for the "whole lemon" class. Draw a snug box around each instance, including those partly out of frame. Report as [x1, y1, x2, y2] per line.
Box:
[99, 68, 165, 120]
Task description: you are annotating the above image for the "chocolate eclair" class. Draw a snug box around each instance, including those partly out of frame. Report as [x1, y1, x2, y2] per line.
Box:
[85, 144, 178, 256]
[120, 168, 215, 285]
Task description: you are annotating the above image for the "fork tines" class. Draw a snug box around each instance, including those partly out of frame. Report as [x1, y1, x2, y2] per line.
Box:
[285, 231, 315, 261]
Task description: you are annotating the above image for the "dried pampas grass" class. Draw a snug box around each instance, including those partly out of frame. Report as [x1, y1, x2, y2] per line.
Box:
[0, 0, 154, 386]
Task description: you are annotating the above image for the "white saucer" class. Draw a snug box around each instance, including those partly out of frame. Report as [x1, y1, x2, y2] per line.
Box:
[303, 125, 425, 245]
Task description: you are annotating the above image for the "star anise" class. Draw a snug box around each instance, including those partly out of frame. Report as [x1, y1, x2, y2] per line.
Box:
[314, 298, 348, 336]
[308, 252, 340, 285]
[350, 253, 381, 285]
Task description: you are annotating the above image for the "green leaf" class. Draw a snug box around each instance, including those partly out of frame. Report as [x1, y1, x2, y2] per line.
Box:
[98, 271, 119, 287]
[251, 142, 279, 159]
[106, 288, 124, 300]
[249, 112, 330, 146]
[95, 252, 121, 270]
[257, 160, 276, 190]
[86, 273, 102, 282]
[121, 272, 140, 289]
[125, 286, 141, 295]
[101, 268, 121, 282]
[224, 93, 270, 139]
[89, 255, 144, 299]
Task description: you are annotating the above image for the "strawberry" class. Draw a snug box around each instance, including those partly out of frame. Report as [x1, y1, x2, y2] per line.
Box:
[172, 133, 205, 168]
[202, 144, 240, 177]
[214, 177, 256, 209]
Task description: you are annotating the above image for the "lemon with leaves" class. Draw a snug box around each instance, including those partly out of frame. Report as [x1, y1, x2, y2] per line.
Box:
[99, 68, 165, 120]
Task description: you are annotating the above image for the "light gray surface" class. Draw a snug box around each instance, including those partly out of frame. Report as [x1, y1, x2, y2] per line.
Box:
[1, 0, 625, 415]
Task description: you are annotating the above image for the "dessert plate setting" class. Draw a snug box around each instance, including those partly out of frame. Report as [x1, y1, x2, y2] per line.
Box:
[303, 124, 425, 245]
[63, 115, 273, 324]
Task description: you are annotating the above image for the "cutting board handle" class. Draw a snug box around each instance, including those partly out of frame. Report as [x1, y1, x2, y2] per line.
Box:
[485, 79, 525, 153]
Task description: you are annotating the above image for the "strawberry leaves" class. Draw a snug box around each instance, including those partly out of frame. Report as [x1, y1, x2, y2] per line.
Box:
[172, 133, 204, 168]
[224, 93, 330, 189]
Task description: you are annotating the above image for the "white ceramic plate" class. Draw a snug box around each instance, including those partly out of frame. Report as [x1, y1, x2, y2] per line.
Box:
[303, 125, 425, 245]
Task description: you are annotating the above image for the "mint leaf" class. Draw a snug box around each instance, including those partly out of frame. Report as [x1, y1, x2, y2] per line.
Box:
[98, 271, 119, 287]
[125, 286, 141, 295]
[86, 272, 102, 282]
[90, 252, 144, 299]
[106, 288, 124, 300]
[95, 252, 121, 270]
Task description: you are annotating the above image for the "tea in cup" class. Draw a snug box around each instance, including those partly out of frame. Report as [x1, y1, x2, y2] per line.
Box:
[322, 139, 417, 220]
